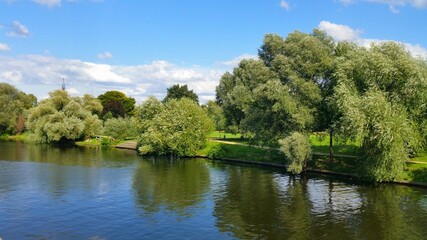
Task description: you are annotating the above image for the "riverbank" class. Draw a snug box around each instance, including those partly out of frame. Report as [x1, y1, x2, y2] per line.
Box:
[3, 133, 427, 186]
[197, 138, 427, 186]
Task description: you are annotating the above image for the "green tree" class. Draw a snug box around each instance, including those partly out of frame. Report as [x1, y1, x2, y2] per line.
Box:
[163, 84, 199, 104]
[216, 30, 334, 145]
[0, 83, 37, 135]
[134, 96, 164, 133]
[333, 42, 427, 181]
[205, 100, 226, 131]
[279, 132, 312, 174]
[215, 72, 245, 133]
[103, 117, 138, 140]
[81, 94, 103, 116]
[98, 90, 136, 118]
[27, 90, 102, 142]
[137, 98, 214, 157]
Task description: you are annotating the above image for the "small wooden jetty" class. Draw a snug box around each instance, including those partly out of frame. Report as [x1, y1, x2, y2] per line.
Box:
[115, 141, 137, 150]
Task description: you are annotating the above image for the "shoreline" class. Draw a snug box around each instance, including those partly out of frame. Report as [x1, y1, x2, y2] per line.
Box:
[194, 155, 427, 189]
[2, 138, 427, 188]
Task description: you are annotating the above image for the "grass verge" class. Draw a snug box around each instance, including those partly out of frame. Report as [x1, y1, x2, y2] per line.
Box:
[198, 140, 285, 164]
[75, 136, 126, 147]
[309, 133, 361, 156]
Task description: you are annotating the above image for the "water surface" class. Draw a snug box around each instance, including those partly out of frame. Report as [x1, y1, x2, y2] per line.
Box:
[0, 141, 426, 239]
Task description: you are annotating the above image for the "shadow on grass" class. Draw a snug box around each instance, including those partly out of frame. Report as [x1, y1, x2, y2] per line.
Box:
[309, 155, 360, 175]
[408, 167, 427, 183]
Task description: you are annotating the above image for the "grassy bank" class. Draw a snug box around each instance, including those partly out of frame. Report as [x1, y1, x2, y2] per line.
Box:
[201, 136, 427, 184]
[74, 136, 131, 147]
[198, 141, 285, 164]
[309, 133, 361, 156]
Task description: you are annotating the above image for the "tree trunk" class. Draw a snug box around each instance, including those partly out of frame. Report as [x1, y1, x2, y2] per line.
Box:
[329, 128, 334, 163]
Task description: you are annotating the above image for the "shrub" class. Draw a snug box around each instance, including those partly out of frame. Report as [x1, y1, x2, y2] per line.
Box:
[279, 132, 312, 174]
[103, 117, 138, 140]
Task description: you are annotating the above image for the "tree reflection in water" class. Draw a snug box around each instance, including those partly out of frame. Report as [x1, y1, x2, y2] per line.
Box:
[212, 165, 427, 240]
[132, 158, 211, 217]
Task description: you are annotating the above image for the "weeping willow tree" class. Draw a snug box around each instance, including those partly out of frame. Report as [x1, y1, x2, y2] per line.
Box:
[215, 30, 335, 146]
[279, 132, 312, 174]
[334, 42, 427, 181]
[27, 90, 103, 143]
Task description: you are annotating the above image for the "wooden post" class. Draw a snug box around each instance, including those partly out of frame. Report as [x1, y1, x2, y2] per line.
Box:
[329, 128, 334, 162]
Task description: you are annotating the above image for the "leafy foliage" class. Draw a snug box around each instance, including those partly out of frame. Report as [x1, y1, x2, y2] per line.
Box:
[163, 84, 199, 104]
[0, 83, 37, 135]
[98, 90, 136, 118]
[103, 117, 138, 140]
[333, 42, 427, 181]
[216, 30, 334, 145]
[279, 132, 312, 174]
[204, 100, 226, 131]
[27, 90, 102, 143]
[137, 98, 214, 157]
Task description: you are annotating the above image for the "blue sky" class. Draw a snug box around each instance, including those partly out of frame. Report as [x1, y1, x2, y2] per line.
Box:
[0, 0, 426, 103]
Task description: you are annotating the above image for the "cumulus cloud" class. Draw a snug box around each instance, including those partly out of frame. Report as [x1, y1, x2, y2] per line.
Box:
[32, 0, 61, 8]
[0, 43, 10, 51]
[339, 0, 427, 12]
[97, 52, 113, 59]
[7, 21, 30, 38]
[219, 53, 258, 67]
[318, 21, 362, 41]
[0, 54, 245, 103]
[318, 21, 427, 59]
[0, 71, 22, 83]
[279, 0, 290, 10]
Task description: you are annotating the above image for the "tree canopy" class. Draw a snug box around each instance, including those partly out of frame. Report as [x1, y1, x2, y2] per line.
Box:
[27, 90, 102, 143]
[333, 42, 427, 181]
[98, 90, 136, 118]
[216, 29, 427, 180]
[163, 84, 199, 104]
[216, 30, 334, 145]
[0, 83, 37, 135]
[137, 97, 214, 157]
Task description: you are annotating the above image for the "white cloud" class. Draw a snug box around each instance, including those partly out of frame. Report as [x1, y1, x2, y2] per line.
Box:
[0, 54, 249, 103]
[97, 52, 113, 59]
[83, 62, 132, 84]
[0, 71, 22, 83]
[32, 0, 61, 8]
[219, 53, 258, 67]
[7, 21, 30, 38]
[0, 43, 10, 51]
[339, 0, 427, 12]
[318, 21, 362, 41]
[67, 87, 80, 95]
[279, 0, 290, 10]
[319, 21, 427, 59]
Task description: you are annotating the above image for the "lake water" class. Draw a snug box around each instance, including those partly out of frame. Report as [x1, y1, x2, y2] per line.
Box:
[0, 141, 426, 240]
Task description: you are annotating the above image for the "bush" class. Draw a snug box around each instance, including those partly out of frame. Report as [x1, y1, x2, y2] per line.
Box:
[206, 144, 227, 159]
[137, 98, 214, 157]
[103, 117, 138, 140]
[279, 132, 311, 174]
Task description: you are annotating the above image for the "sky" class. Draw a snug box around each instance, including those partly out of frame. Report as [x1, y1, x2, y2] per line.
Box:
[0, 0, 426, 103]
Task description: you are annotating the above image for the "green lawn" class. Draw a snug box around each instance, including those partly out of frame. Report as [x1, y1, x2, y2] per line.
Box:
[198, 140, 285, 164]
[309, 133, 361, 156]
[208, 131, 242, 139]
[204, 132, 427, 184]
[410, 152, 427, 163]
[74, 136, 126, 147]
